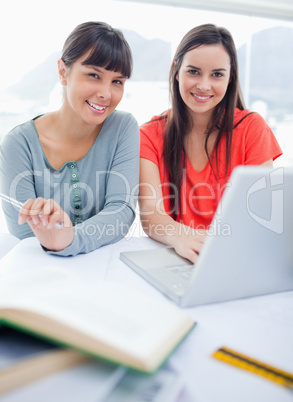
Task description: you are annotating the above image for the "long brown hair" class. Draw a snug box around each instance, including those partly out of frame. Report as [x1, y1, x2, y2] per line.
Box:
[163, 23, 245, 220]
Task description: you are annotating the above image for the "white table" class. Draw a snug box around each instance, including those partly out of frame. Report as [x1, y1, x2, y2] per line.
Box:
[1, 235, 293, 402]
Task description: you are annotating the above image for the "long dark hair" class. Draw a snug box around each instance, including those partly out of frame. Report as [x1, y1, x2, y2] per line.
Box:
[61, 21, 132, 78]
[163, 23, 245, 220]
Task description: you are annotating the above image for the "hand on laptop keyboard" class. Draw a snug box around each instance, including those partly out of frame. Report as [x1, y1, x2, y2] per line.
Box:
[169, 229, 207, 263]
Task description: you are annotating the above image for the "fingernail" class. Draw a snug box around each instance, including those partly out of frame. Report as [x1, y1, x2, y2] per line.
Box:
[55, 222, 63, 229]
[38, 213, 46, 226]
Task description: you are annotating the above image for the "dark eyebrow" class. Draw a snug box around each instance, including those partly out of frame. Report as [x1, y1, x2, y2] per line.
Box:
[85, 65, 127, 79]
[186, 64, 228, 72]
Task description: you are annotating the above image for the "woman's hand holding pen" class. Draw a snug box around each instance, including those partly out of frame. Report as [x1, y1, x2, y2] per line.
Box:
[18, 197, 74, 252]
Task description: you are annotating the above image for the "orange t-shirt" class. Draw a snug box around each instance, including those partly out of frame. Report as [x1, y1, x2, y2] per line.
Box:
[140, 109, 282, 229]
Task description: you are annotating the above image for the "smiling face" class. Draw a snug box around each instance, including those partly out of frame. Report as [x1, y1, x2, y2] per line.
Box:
[58, 52, 126, 127]
[176, 44, 231, 121]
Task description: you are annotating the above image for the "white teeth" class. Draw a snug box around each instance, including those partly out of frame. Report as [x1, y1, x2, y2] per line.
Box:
[194, 94, 210, 100]
[87, 100, 106, 110]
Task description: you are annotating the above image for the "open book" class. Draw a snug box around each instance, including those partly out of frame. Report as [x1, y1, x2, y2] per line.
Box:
[1, 337, 185, 402]
[0, 239, 195, 375]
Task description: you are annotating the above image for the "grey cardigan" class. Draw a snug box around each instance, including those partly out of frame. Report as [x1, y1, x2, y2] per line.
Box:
[0, 110, 140, 256]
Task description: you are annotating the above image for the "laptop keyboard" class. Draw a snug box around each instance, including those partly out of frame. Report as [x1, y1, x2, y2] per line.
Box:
[164, 264, 195, 280]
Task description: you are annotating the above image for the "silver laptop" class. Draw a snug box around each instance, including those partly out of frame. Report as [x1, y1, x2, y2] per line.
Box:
[120, 166, 293, 307]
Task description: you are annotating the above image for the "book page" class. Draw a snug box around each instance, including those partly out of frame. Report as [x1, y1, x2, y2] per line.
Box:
[105, 365, 185, 402]
[0, 278, 193, 363]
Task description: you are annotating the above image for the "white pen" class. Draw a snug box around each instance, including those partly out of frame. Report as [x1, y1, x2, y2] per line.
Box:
[0, 192, 63, 228]
[0, 192, 23, 210]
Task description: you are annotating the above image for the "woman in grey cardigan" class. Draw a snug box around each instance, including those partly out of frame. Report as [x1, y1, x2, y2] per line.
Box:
[0, 21, 139, 256]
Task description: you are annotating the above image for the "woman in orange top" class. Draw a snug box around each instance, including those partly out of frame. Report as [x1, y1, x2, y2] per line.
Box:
[139, 24, 282, 263]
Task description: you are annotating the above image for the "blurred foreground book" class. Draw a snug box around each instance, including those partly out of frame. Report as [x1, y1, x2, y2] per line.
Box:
[0, 327, 185, 401]
[0, 239, 195, 375]
[0, 326, 89, 395]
